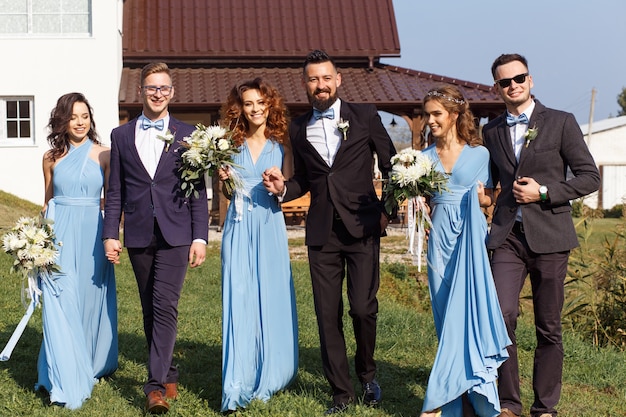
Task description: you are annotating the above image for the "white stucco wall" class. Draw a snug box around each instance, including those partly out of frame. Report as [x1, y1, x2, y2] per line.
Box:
[0, 1, 123, 205]
[580, 116, 626, 209]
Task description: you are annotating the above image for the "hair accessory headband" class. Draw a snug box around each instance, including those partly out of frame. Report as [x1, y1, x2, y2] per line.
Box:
[426, 90, 466, 105]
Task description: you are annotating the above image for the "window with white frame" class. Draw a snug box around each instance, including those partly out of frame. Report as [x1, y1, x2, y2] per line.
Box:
[0, 97, 34, 145]
[0, 0, 92, 35]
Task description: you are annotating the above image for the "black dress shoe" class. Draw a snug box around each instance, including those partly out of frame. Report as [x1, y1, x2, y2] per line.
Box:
[362, 379, 381, 406]
[324, 402, 350, 415]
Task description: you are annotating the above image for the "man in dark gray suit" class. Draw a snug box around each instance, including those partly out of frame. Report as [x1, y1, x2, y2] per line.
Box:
[483, 53, 600, 417]
[263, 50, 395, 415]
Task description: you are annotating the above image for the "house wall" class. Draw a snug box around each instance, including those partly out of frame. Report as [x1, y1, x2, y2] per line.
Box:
[0, 1, 123, 205]
[584, 123, 626, 209]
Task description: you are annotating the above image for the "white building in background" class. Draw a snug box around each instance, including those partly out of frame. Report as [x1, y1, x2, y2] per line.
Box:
[580, 116, 626, 210]
[0, 1, 123, 204]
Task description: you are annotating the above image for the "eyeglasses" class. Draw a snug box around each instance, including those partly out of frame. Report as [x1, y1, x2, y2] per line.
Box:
[495, 73, 529, 88]
[142, 85, 173, 96]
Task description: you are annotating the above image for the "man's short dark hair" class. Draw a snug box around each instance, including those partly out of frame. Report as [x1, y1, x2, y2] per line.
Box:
[491, 53, 529, 79]
[303, 50, 338, 73]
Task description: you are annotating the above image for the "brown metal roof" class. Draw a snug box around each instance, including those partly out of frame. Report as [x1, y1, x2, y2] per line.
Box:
[119, 0, 504, 125]
[123, 0, 401, 64]
[119, 64, 503, 119]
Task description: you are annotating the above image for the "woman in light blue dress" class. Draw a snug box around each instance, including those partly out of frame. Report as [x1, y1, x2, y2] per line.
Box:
[218, 78, 298, 412]
[419, 86, 510, 417]
[38, 93, 118, 409]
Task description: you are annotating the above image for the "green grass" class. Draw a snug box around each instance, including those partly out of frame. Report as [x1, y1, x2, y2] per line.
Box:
[0, 200, 625, 416]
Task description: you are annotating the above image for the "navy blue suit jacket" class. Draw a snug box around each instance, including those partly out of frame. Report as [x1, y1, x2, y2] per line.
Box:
[103, 117, 209, 248]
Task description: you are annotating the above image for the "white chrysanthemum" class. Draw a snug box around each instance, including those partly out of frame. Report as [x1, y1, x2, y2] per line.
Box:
[205, 125, 227, 140]
[405, 163, 427, 182]
[34, 247, 57, 267]
[415, 154, 433, 171]
[182, 148, 204, 167]
[15, 217, 33, 230]
[20, 224, 40, 242]
[391, 164, 410, 187]
[3, 232, 26, 252]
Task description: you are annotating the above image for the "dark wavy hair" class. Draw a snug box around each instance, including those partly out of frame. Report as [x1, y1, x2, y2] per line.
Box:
[46, 92, 99, 161]
[422, 85, 481, 147]
[219, 78, 289, 147]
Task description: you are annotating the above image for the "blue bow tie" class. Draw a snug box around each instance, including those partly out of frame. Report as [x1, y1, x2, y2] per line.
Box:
[141, 118, 165, 130]
[313, 108, 334, 120]
[506, 113, 529, 126]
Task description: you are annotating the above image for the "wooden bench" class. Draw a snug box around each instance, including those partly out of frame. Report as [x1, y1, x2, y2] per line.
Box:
[281, 192, 311, 225]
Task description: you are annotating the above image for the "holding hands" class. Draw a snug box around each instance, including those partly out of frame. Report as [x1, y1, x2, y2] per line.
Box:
[262, 166, 285, 195]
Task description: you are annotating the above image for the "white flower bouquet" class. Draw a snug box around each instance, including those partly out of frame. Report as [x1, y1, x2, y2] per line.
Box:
[179, 123, 241, 198]
[383, 148, 448, 215]
[383, 148, 448, 270]
[1, 215, 61, 360]
[2, 215, 61, 282]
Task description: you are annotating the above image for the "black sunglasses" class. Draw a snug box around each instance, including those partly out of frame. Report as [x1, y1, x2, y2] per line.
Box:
[495, 73, 529, 88]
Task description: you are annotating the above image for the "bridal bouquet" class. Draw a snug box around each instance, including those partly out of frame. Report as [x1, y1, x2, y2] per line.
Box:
[383, 148, 448, 270]
[2, 215, 61, 283]
[179, 123, 241, 198]
[1, 215, 61, 360]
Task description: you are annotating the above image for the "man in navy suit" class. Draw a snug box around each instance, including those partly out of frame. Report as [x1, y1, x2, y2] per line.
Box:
[483, 53, 600, 417]
[263, 50, 396, 415]
[103, 62, 209, 414]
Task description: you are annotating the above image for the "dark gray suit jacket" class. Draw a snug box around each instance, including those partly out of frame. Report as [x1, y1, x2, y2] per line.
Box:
[483, 100, 600, 254]
[284, 101, 396, 246]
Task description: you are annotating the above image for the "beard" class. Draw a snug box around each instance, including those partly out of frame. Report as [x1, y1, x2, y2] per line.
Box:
[307, 88, 338, 111]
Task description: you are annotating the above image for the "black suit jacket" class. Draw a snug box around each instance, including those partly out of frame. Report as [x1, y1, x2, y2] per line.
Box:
[284, 101, 396, 246]
[103, 116, 209, 248]
[483, 100, 600, 253]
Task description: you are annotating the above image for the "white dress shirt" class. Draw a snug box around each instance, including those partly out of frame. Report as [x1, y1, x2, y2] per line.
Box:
[307, 99, 343, 166]
[136, 113, 170, 178]
[508, 100, 535, 221]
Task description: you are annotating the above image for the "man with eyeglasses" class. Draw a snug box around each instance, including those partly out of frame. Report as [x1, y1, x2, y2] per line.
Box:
[482, 54, 599, 417]
[103, 62, 209, 414]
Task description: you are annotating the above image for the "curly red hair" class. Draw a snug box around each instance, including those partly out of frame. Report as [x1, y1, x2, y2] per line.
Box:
[219, 78, 289, 147]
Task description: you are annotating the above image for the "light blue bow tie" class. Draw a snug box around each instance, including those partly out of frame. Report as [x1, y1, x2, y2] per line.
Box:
[313, 108, 334, 120]
[506, 113, 529, 126]
[141, 118, 165, 130]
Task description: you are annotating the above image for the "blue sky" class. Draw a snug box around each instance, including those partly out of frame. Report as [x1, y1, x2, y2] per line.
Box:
[382, 0, 626, 125]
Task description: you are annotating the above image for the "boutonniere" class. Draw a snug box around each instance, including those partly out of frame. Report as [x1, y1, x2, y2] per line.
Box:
[157, 129, 175, 152]
[337, 118, 350, 141]
[524, 124, 538, 148]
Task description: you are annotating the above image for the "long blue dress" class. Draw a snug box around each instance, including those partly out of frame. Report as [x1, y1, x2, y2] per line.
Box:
[36, 141, 118, 409]
[421, 144, 510, 417]
[221, 140, 298, 412]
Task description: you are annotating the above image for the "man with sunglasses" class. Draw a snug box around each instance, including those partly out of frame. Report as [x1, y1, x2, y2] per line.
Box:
[482, 53, 599, 417]
[103, 62, 209, 413]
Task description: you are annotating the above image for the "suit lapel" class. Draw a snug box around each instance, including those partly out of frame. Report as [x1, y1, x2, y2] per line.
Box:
[495, 117, 517, 168]
[295, 111, 329, 168]
[332, 105, 353, 163]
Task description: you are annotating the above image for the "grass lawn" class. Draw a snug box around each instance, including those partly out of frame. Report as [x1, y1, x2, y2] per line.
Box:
[0, 194, 624, 416]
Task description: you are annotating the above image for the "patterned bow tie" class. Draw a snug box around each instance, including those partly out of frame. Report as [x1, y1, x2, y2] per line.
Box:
[506, 113, 529, 126]
[313, 108, 334, 120]
[141, 118, 165, 130]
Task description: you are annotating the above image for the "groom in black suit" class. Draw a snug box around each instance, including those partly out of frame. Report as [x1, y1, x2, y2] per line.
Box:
[483, 53, 600, 417]
[263, 50, 396, 415]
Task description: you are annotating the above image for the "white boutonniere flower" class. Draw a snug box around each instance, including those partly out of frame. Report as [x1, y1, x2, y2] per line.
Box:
[157, 129, 175, 152]
[524, 124, 538, 148]
[337, 118, 350, 141]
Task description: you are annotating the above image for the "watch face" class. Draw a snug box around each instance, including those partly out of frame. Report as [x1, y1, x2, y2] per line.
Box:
[539, 186, 547, 193]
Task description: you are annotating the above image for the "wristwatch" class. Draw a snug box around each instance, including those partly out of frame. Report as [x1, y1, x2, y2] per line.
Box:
[539, 185, 548, 202]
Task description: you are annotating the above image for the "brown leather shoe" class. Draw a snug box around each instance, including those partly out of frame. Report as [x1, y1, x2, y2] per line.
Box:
[164, 382, 178, 400]
[499, 409, 519, 417]
[146, 390, 169, 414]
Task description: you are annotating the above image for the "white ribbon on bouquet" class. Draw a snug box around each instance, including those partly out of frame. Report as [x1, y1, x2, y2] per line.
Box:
[406, 196, 433, 272]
